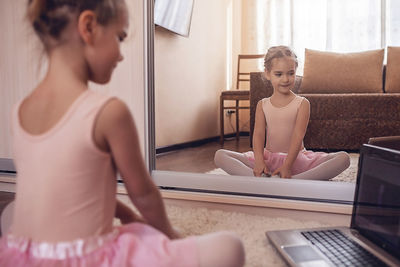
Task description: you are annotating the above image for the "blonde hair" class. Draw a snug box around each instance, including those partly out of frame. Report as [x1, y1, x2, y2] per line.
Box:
[264, 46, 298, 71]
[27, 0, 126, 47]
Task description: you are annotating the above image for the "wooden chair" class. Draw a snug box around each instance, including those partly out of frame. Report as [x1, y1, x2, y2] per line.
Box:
[220, 54, 264, 144]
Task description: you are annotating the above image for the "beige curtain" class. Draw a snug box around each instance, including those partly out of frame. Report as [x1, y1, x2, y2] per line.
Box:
[241, 0, 291, 54]
[241, 0, 399, 74]
[239, 0, 290, 79]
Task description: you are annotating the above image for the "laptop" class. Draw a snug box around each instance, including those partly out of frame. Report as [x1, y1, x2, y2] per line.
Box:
[266, 144, 400, 267]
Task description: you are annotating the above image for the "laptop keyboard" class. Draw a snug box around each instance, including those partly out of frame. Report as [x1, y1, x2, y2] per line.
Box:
[301, 229, 388, 267]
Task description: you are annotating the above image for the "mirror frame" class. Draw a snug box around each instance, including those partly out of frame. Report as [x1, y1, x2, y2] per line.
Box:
[144, 0, 355, 205]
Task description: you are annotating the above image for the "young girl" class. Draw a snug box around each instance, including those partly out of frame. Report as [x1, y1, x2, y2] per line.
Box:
[215, 46, 350, 180]
[0, 1, 245, 266]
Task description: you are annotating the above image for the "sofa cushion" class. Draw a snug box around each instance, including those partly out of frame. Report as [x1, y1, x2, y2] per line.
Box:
[385, 46, 400, 93]
[299, 49, 384, 94]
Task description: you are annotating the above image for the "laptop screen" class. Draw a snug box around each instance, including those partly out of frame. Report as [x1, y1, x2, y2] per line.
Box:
[351, 144, 400, 259]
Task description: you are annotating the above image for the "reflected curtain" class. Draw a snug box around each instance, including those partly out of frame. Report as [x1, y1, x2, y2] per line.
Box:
[242, 0, 400, 73]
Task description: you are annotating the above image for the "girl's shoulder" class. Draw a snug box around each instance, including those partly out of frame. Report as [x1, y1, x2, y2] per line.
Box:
[256, 97, 270, 110]
[86, 90, 127, 112]
[82, 90, 130, 130]
[293, 95, 310, 112]
[296, 95, 306, 101]
[258, 97, 270, 104]
[295, 95, 309, 105]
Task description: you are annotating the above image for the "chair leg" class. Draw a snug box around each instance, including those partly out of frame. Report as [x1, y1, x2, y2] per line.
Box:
[220, 96, 224, 144]
[236, 100, 239, 141]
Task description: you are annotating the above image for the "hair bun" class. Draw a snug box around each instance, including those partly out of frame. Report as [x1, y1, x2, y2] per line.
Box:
[27, 0, 46, 24]
[27, 0, 125, 47]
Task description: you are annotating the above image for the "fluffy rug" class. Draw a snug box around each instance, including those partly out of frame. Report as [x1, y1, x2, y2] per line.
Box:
[166, 205, 341, 267]
[207, 153, 359, 183]
[116, 196, 346, 267]
[115, 200, 343, 267]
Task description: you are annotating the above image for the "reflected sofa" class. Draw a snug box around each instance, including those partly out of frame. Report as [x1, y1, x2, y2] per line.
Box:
[249, 48, 400, 151]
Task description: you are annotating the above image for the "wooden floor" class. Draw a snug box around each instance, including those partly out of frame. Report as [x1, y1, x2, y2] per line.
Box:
[156, 136, 251, 173]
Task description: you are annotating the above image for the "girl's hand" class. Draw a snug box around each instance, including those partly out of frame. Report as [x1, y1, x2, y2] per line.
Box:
[166, 227, 183, 240]
[119, 211, 146, 225]
[115, 199, 146, 224]
[272, 165, 292, 178]
[253, 161, 269, 177]
[116, 206, 146, 225]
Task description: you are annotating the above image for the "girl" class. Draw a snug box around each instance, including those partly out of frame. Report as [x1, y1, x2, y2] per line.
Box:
[215, 46, 350, 180]
[0, 1, 245, 266]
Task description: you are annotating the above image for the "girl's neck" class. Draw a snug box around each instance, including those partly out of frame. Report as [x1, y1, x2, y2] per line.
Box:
[270, 91, 296, 107]
[42, 45, 89, 93]
[271, 90, 296, 100]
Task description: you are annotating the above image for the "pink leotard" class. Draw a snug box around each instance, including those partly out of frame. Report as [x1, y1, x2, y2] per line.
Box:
[263, 95, 305, 153]
[11, 90, 117, 242]
[244, 95, 329, 175]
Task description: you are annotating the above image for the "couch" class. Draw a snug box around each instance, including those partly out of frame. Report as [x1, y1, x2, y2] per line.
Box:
[249, 48, 400, 151]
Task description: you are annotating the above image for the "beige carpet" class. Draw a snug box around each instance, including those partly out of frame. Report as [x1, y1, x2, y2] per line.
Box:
[115, 200, 343, 267]
[207, 153, 359, 183]
[166, 205, 342, 267]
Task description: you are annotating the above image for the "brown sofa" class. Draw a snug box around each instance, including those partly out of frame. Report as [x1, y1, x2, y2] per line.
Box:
[249, 72, 400, 150]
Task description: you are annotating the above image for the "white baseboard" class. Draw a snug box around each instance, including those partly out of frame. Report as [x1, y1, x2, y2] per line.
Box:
[1, 177, 353, 215]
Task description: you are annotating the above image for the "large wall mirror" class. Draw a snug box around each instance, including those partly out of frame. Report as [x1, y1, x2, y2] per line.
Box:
[146, 0, 399, 204]
[144, 0, 384, 204]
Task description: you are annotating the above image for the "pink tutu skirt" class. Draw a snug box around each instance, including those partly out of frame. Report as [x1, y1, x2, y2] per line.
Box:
[244, 149, 329, 175]
[0, 223, 199, 267]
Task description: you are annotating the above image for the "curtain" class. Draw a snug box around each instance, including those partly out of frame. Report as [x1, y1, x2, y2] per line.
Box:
[243, 0, 400, 74]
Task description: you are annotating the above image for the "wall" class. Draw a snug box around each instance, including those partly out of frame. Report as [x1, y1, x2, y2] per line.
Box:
[155, 0, 243, 148]
[0, 0, 145, 159]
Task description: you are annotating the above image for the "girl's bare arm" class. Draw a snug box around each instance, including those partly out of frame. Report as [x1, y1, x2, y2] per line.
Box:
[253, 100, 268, 176]
[115, 199, 145, 224]
[97, 99, 178, 239]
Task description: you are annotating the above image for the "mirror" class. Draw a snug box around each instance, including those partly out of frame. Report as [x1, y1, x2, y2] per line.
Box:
[145, 0, 383, 203]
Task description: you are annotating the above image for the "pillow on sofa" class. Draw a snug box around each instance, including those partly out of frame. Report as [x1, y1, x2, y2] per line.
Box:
[299, 49, 384, 93]
[385, 46, 400, 93]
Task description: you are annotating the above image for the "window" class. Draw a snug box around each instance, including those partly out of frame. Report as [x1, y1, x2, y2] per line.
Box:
[253, 0, 400, 73]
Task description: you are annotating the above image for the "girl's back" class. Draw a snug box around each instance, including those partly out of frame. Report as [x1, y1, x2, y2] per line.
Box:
[18, 82, 85, 136]
[12, 89, 117, 242]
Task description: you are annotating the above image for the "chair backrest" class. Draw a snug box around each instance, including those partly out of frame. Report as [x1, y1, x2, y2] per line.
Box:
[236, 54, 265, 89]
